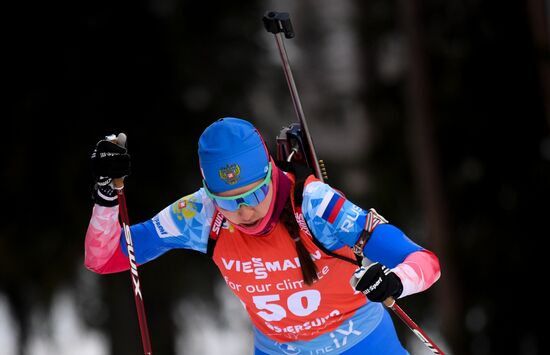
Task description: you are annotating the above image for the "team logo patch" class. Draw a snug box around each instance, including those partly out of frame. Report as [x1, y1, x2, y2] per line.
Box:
[316, 191, 345, 224]
[219, 164, 241, 185]
[172, 195, 202, 220]
[222, 220, 235, 233]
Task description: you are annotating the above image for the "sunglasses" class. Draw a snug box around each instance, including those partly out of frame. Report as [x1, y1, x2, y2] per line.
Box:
[203, 163, 272, 212]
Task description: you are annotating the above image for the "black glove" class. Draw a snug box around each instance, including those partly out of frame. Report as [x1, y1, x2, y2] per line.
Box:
[350, 260, 403, 303]
[91, 134, 130, 207]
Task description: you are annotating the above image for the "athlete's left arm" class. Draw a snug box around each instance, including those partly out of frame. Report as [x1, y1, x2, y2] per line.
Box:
[302, 178, 440, 298]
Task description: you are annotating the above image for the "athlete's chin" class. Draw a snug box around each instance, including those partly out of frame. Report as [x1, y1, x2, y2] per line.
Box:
[240, 219, 261, 228]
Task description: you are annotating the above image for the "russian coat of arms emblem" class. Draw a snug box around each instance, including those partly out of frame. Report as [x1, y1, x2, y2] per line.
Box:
[219, 164, 241, 185]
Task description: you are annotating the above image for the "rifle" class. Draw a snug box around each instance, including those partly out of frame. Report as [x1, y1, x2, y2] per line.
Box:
[262, 12, 327, 180]
[262, 11, 445, 355]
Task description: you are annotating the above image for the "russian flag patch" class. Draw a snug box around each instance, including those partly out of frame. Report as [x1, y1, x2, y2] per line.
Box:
[316, 191, 345, 224]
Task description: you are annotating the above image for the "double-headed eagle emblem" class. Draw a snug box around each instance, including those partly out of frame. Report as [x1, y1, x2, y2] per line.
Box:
[219, 164, 241, 185]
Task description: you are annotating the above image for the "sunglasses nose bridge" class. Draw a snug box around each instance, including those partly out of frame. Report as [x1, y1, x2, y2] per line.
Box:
[228, 197, 249, 212]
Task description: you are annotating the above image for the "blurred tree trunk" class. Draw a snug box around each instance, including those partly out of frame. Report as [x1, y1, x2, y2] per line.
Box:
[527, 0, 550, 130]
[399, 0, 463, 352]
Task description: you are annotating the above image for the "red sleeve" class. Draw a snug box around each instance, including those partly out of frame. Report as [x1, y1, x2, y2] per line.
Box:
[391, 250, 441, 298]
[84, 205, 131, 274]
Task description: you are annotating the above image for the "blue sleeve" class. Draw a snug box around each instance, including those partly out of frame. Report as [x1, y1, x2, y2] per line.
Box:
[302, 180, 368, 251]
[363, 224, 423, 268]
[301, 180, 423, 267]
[120, 188, 215, 264]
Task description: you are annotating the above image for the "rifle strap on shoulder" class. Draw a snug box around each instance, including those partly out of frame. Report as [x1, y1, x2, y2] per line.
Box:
[275, 160, 361, 266]
[207, 209, 225, 257]
[274, 160, 310, 206]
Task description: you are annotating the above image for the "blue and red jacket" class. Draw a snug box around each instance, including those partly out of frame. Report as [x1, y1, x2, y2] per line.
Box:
[85, 166, 440, 354]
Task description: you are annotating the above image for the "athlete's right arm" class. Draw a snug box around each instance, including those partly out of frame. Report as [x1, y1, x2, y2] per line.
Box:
[84, 189, 215, 274]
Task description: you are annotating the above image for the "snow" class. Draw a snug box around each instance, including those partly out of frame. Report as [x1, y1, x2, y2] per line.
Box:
[175, 282, 253, 354]
[0, 282, 251, 355]
[0, 295, 17, 355]
[0, 291, 107, 355]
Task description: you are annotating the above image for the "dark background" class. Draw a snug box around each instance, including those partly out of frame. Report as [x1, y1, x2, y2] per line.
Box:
[3, 0, 549, 354]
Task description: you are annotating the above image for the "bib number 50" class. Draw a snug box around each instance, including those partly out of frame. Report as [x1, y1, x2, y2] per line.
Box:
[253, 290, 321, 322]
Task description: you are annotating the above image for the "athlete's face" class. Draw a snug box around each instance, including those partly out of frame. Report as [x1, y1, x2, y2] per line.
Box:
[216, 179, 273, 228]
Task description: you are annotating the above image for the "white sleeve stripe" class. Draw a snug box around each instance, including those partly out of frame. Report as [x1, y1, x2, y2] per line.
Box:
[316, 191, 335, 217]
[97, 190, 118, 201]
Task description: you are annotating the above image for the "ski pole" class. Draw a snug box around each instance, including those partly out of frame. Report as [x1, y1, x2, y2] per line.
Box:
[383, 298, 445, 354]
[111, 134, 153, 355]
[263, 11, 444, 355]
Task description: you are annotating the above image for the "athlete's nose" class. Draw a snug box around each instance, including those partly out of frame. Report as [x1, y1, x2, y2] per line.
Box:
[237, 205, 255, 221]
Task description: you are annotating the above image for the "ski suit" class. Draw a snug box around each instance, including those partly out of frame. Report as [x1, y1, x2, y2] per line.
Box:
[85, 165, 440, 354]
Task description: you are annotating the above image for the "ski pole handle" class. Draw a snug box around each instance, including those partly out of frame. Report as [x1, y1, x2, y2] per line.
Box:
[108, 134, 127, 191]
[383, 296, 396, 308]
[113, 178, 124, 189]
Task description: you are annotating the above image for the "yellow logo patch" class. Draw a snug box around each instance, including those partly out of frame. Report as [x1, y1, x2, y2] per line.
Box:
[172, 195, 200, 220]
